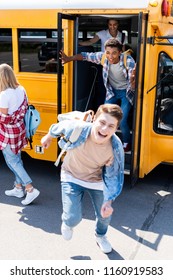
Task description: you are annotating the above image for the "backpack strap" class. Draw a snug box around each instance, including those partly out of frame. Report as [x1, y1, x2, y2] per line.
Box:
[123, 52, 128, 71]
[83, 110, 94, 122]
[54, 125, 83, 167]
[123, 49, 133, 71]
[121, 32, 125, 44]
[101, 53, 106, 66]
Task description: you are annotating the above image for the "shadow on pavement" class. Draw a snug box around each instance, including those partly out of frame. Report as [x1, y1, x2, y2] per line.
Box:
[0, 151, 173, 256]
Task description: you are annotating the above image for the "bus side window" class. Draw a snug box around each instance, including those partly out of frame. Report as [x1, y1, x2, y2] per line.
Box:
[0, 29, 13, 67]
[18, 29, 59, 73]
[155, 52, 173, 133]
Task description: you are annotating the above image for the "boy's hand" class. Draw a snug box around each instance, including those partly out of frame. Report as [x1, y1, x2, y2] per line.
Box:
[60, 50, 70, 65]
[130, 63, 136, 90]
[41, 134, 52, 149]
[101, 201, 114, 218]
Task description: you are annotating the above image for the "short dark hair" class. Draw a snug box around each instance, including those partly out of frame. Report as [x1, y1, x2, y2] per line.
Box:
[104, 38, 123, 51]
[95, 104, 123, 126]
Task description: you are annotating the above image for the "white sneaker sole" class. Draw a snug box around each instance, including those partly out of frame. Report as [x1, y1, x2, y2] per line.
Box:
[21, 190, 40, 206]
[96, 237, 112, 254]
[96, 242, 112, 254]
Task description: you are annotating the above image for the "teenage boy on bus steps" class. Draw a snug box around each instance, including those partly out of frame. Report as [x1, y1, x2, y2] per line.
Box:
[60, 38, 136, 152]
[41, 104, 124, 254]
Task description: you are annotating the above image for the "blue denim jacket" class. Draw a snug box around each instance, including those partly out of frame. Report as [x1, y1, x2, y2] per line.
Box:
[49, 120, 124, 202]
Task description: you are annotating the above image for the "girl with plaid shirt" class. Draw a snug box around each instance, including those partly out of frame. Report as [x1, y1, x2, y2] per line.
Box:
[0, 64, 40, 205]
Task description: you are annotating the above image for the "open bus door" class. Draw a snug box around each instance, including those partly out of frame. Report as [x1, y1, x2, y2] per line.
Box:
[57, 13, 78, 116]
[57, 13, 101, 116]
[139, 35, 173, 178]
[130, 12, 148, 186]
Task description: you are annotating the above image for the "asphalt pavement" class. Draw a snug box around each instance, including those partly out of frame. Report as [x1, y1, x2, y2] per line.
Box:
[0, 151, 173, 261]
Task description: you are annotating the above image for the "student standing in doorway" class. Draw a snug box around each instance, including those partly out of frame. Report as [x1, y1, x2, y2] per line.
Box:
[79, 18, 128, 52]
[60, 38, 136, 152]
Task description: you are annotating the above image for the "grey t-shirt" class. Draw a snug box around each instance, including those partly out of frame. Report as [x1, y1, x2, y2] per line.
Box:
[108, 62, 127, 90]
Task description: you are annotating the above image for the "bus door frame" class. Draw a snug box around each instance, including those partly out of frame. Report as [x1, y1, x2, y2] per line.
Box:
[57, 13, 78, 115]
[130, 12, 148, 185]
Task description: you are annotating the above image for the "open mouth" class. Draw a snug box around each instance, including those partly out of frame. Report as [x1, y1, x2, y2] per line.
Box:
[98, 131, 107, 138]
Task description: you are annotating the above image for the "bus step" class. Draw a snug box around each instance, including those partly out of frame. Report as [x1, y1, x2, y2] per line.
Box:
[116, 129, 132, 134]
[124, 162, 130, 175]
[124, 168, 130, 175]
[125, 151, 131, 165]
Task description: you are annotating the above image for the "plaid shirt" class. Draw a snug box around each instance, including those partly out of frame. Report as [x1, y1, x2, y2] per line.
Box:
[81, 51, 135, 105]
[0, 96, 28, 154]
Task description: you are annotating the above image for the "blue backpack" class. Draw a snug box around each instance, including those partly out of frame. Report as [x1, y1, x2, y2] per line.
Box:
[24, 105, 41, 149]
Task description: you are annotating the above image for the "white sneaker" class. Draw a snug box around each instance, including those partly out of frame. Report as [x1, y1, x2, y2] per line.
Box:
[95, 235, 112, 254]
[21, 188, 40, 206]
[61, 222, 73, 240]
[5, 187, 24, 198]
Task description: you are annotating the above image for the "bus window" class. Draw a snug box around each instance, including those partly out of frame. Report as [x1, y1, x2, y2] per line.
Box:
[18, 29, 60, 73]
[155, 52, 173, 134]
[0, 29, 13, 67]
[87, 31, 101, 51]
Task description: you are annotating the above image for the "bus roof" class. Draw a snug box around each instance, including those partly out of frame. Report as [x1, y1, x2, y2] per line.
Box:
[0, 0, 150, 10]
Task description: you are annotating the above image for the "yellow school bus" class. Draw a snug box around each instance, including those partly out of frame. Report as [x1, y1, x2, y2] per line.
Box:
[0, 0, 173, 184]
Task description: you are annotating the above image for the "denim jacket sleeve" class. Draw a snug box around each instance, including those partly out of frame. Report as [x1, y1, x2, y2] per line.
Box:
[49, 120, 92, 150]
[102, 134, 124, 202]
[49, 120, 73, 138]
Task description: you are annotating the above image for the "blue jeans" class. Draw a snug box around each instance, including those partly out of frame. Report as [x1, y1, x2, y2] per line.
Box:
[105, 89, 132, 144]
[61, 181, 112, 236]
[2, 144, 32, 187]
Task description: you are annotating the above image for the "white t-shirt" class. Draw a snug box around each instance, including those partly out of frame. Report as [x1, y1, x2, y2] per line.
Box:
[96, 29, 128, 51]
[0, 85, 25, 115]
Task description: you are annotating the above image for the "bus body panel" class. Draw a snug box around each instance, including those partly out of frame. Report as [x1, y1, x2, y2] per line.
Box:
[140, 44, 173, 177]
[0, 0, 150, 10]
[138, 10, 173, 177]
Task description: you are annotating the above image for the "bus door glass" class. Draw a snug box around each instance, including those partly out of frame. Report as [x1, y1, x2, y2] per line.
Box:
[57, 13, 78, 115]
[131, 12, 147, 185]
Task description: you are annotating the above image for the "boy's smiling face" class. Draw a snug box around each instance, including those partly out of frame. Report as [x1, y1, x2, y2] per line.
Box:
[91, 112, 118, 144]
[105, 46, 121, 64]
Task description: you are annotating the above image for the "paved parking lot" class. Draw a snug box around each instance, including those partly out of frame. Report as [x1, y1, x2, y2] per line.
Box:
[0, 152, 173, 262]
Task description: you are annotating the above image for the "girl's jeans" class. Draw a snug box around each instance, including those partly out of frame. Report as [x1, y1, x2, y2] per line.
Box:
[61, 181, 112, 237]
[105, 89, 132, 144]
[2, 144, 32, 187]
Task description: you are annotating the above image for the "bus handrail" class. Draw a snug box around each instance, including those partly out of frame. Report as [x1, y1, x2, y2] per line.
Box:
[147, 70, 173, 93]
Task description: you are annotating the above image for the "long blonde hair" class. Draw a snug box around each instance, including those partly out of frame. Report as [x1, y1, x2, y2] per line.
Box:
[0, 63, 19, 92]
